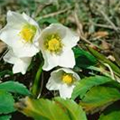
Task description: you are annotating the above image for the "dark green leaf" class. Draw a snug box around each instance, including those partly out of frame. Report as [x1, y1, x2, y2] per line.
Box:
[88, 47, 120, 77]
[73, 47, 97, 68]
[0, 81, 31, 96]
[0, 115, 11, 120]
[99, 101, 120, 120]
[0, 91, 15, 114]
[72, 76, 113, 99]
[0, 70, 13, 77]
[16, 97, 70, 120]
[80, 86, 120, 112]
[54, 97, 87, 120]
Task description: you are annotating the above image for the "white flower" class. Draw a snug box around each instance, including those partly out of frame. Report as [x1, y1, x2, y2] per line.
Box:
[0, 10, 41, 57]
[39, 23, 79, 71]
[3, 48, 32, 74]
[46, 68, 80, 99]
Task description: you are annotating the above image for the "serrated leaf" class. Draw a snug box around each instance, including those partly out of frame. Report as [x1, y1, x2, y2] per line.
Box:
[99, 102, 120, 120]
[0, 81, 31, 96]
[15, 97, 71, 120]
[0, 90, 15, 114]
[80, 86, 120, 112]
[0, 115, 11, 120]
[72, 76, 113, 99]
[54, 97, 87, 120]
[73, 47, 97, 68]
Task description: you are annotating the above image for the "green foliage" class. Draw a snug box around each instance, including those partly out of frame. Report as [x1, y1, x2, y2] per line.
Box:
[16, 97, 87, 120]
[0, 115, 11, 120]
[72, 75, 113, 99]
[1, 0, 120, 119]
[80, 86, 120, 112]
[0, 70, 13, 77]
[0, 81, 31, 119]
[0, 81, 31, 96]
[88, 47, 120, 77]
[37, 18, 58, 25]
[73, 47, 97, 69]
[99, 102, 120, 120]
[54, 97, 87, 120]
[0, 91, 15, 114]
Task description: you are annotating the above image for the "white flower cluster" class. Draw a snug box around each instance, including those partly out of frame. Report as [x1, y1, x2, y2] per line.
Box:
[0, 11, 80, 99]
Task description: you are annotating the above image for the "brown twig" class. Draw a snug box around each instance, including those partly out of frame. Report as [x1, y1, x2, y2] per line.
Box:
[34, 3, 53, 17]
[73, 11, 91, 45]
[73, 9, 102, 49]
[73, 1, 93, 45]
[92, 23, 120, 30]
[97, 7, 118, 31]
[36, 7, 72, 20]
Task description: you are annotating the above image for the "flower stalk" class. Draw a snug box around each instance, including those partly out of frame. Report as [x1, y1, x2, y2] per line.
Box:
[31, 62, 43, 98]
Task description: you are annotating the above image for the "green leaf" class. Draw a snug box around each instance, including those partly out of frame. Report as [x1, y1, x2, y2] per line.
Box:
[15, 97, 71, 120]
[0, 70, 13, 77]
[88, 47, 120, 77]
[37, 17, 58, 24]
[72, 75, 113, 99]
[0, 81, 31, 96]
[103, 81, 120, 90]
[54, 97, 87, 120]
[0, 0, 8, 7]
[0, 115, 11, 120]
[80, 86, 120, 112]
[73, 47, 97, 68]
[99, 102, 120, 120]
[0, 90, 15, 114]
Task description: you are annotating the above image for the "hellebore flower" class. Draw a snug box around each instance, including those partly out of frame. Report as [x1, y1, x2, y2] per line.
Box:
[0, 10, 41, 57]
[4, 48, 31, 74]
[39, 23, 79, 71]
[46, 68, 80, 99]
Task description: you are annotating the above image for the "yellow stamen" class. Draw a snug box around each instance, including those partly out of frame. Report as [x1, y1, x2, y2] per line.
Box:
[19, 24, 36, 43]
[62, 74, 74, 84]
[44, 33, 63, 54]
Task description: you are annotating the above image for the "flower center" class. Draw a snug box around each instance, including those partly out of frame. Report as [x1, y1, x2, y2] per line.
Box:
[19, 24, 37, 43]
[44, 34, 63, 54]
[62, 74, 74, 84]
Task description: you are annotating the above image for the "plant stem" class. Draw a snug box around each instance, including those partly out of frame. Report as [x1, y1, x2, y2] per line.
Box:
[31, 62, 43, 98]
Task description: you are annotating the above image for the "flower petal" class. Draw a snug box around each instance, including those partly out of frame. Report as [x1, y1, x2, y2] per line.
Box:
[46, 69, 63, 90]
[13, 58, 31, 74]
[0, 26, 39, 57]
[0, 11, 40, 57]
[13, 43, 39, 57]
[22, 13, 41, 43]
[46, 68, 80, 98]
[22, 13, 39, 28]
[0, 26, 22, 47]
[62, 28, 79, 48]
[57, 68, 80, 80]
[42, 51, 58, 71]
[7, 10, 27, 28]
[59, 68, 80, 80]
[3, 49, 18, 64]
[3, 49, 31, 74]
[39, 23, 79, 70]
[40, 23, 79, 48]
[59, 49, 75, 68]
[59, 84, 75, 99]
[39, 23, 66, 40]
